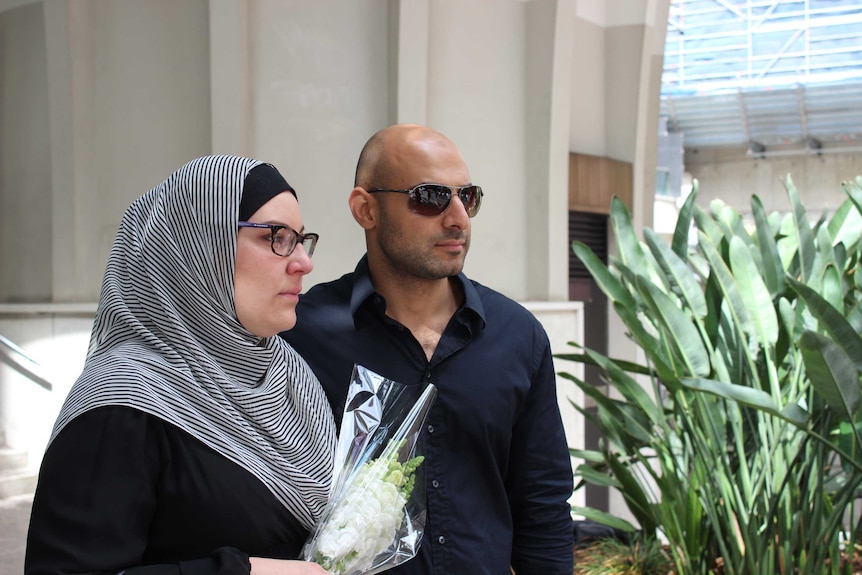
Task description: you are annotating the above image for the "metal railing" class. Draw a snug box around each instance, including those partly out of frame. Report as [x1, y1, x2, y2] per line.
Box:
[0, 333, 54, 391]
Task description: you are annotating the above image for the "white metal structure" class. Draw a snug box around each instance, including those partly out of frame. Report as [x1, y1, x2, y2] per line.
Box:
[660, 0, 862, 155]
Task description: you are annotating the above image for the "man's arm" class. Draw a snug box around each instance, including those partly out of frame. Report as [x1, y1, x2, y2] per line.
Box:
[506, 329, 574, 575]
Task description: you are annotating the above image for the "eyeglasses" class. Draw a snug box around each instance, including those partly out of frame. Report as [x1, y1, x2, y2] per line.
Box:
[237, 222, 319, 257]
[368, 183, 483, 218]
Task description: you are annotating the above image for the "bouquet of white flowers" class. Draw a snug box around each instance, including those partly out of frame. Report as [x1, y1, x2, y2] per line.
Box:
[303, 365, 437, 575]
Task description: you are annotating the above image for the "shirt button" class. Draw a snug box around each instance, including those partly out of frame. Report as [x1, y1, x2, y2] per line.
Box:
[431, 479, 439, 488]
[427, 424, 435, 434]
[437, 536, 446, 544]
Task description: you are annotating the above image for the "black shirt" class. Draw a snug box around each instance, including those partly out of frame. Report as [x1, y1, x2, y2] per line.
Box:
[283, 256, 574, 575]
[25, 406, 310, 575]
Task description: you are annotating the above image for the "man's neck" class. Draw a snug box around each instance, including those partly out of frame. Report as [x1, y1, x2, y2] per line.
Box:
[371, 271, 462, 361]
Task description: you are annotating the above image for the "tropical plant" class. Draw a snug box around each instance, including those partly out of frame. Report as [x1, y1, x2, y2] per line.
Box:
[558, 176, 862, 575]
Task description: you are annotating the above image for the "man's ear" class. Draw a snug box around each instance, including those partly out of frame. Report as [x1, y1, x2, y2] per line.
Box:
[348, 187, 377, 230]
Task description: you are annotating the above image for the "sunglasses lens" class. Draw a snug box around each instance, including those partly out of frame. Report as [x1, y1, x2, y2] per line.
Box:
[409, 185, 452, 216]
[460, 186, 482, 217]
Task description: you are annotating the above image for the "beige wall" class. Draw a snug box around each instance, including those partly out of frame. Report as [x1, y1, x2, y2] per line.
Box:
[686, 146, 862, 218]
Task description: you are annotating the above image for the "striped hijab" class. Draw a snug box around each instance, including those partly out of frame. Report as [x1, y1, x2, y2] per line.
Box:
[52, 155, 336, 529]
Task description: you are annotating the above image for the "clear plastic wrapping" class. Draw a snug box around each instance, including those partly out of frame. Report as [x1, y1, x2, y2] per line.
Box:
[303, 365, 437, 575]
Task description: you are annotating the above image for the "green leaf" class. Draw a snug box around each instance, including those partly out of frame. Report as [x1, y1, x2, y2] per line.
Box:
[751, 195, 785, 298]
[805, 225, 837, 295]
[554, 349, 654, 376]
[846, 302, 862, 334]
[827, 198, 862, 251]
[798, 331, 861, 420]
[774, 297, 793, 365]
[785, 174, 816, 282]
[672, 181, 698, 258]
[571, 506, 638, 533]
[820, 263, 843, 313]
[635, 275, 710, 377]
[693, 204, 724, 247]
[559, 370, 654, 446]
[605, 452, 658, 535]
[834, 418, 862, 475]
[717, 202, 756, 251]
[833, 241, 847, 274]
[843, 179, 862, 218]
[571, 241, 637, 311]
[574, 463, 621, 488]
[778, 212, 801, 273]
[729, 235, 779, 349]
[610, 196, 651, 281]
[681, 377, 808, 427]
[787, 277, 862, 372]
[611, 301, 684, 390]
[698, 231, 754, 353]
[583, 348, 663, 424]
[857, 257, 862, 296]
[645, 227, 707, 318]
[570, 449, 604, 463]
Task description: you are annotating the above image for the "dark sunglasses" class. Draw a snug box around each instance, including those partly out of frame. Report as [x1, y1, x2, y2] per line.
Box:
[368, 183, 483, 218]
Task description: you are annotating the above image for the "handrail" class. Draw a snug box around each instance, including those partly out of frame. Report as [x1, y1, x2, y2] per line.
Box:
[0, 333, 54, 391]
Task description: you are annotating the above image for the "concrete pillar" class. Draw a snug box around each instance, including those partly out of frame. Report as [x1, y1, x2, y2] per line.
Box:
[524, 0, 574, 302]
[209, 0, 251, 157]
[390, 0, 430, 126]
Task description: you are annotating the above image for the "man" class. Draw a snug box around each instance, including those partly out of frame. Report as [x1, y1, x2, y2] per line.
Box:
[284, 124, 574, 575]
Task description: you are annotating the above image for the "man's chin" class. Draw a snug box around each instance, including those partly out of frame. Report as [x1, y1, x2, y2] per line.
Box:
[436, 261, 465, 279]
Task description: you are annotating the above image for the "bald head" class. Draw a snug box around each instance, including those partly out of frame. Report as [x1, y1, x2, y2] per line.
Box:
[354, 124, 466, 189]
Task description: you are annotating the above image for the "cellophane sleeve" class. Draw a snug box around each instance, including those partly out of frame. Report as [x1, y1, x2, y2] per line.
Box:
[302, 365, 437, 575]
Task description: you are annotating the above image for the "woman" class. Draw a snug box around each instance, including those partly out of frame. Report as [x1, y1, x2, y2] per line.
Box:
[25, 155, 334, 575]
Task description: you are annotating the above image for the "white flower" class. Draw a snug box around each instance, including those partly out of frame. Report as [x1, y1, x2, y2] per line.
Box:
[308, 439, 423, 575]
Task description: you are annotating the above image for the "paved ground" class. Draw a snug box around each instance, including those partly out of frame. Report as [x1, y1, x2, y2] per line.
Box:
[0, 493, 32, 575]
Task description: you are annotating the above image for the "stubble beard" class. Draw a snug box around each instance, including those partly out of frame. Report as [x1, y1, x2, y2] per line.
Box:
[377, 222, 470, 281]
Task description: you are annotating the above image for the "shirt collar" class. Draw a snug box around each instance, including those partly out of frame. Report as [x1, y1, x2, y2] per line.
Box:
[349, 254, 486, 330]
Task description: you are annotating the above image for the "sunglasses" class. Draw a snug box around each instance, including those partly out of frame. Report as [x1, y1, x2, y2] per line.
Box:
[368, 183, 483, 218]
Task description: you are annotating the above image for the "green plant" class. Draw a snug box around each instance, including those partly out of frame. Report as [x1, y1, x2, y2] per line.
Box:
[558, 176, 862, 575]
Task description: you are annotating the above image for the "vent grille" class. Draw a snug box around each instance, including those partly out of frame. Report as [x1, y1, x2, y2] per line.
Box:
[569, 211, 608, 280]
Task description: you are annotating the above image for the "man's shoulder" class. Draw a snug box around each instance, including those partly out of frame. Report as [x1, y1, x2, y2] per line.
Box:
[465, 277, 534, 316]
[287, 273, 357, 340]
[463, 277, 551, 346]
[299, 272, 355, 305]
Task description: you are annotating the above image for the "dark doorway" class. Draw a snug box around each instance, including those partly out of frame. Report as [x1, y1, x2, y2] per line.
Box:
[568, 210, 609, 512]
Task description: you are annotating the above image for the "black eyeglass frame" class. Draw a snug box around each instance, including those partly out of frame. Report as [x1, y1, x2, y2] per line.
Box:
[367, 183, 483, 218]
[237, 221, 319, 257]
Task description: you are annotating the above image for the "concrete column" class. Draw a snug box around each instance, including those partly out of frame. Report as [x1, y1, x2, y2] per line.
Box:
[390, 0, 429, 126]
[209, 0, 251, 157]
[525, 0, 574, 302]
[0, 2, 52, 302]
[604, 0, 669, 234]
[44, 0, 77, 302]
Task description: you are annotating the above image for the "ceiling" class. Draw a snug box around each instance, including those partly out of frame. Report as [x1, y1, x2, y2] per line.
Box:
[660, 0, 862, 156]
